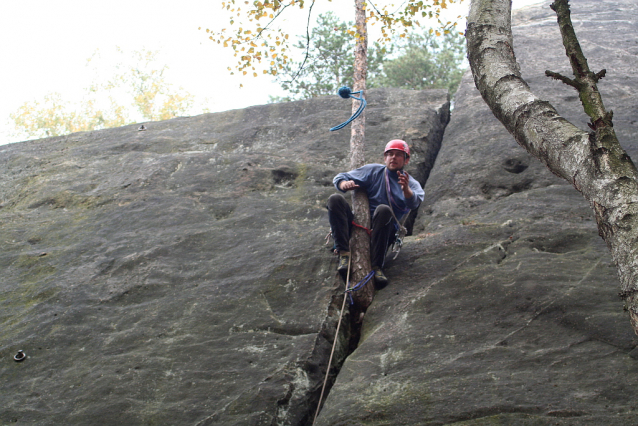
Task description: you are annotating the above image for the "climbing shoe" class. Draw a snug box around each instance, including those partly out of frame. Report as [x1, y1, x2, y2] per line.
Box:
[373, 267, 389, 288]
[337, 251, 350, 280]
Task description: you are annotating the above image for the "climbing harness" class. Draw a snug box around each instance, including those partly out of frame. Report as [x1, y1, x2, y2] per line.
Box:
[325, 169, 410, 259]
[330, 86, 367, 132]
[312, 253, 373, 426]
[384, 168, 410, 260]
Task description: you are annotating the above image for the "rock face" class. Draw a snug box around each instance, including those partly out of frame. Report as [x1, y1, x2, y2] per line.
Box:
[2, 0, 638, 425]
[316, 0, 638, 425]
[0, 88, 449, 425]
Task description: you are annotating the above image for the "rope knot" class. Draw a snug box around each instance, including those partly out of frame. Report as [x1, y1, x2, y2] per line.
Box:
[330, 86, 367, 131]
[338, 86, 352, 99]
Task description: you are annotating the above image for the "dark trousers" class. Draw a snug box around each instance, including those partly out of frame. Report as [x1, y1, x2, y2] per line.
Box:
[327, 193, 396, 268]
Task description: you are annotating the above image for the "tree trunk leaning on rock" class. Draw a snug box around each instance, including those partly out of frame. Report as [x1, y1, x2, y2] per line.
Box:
[466, 0, 638, 334]
[348, 0, 375, 310]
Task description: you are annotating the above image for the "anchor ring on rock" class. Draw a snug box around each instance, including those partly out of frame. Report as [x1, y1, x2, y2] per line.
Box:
[14, 350, 26, 362]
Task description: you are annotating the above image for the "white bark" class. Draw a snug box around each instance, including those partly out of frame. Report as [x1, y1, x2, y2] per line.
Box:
[466, 0, 638, 333]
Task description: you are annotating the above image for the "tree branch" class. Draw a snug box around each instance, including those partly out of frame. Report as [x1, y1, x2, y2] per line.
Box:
[467, 0, 638, 335]
[288, 0, 316, 83]
[595, 69, 607, 81]
[550, 0, 609, 126]
[367, 0, 385, 17]
[544, 70, 580, 89]
[254, 3, 291, 41]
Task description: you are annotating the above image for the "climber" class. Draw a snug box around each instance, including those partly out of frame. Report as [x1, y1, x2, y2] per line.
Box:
[327, 139, 424, 287]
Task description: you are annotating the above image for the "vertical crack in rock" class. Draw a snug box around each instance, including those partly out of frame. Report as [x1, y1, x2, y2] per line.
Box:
[287, 122, 449, 425]
[194, 281, 363, 426]
[282, 103, 450, 425]
[273, 280, 364, 426]
[195, 95, 450, 426]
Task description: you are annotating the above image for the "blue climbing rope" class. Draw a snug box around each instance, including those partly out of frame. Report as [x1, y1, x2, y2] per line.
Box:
[330, 86, 367, 132]
[346, 270, 375, 305]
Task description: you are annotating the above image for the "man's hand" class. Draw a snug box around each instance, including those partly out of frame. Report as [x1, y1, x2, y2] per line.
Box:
[397, 171, 413, 198]
[339, 180, 360, 191]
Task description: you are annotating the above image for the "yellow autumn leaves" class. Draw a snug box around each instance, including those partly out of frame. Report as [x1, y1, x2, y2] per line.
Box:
[205, 0, 462, 78]
[10, 49, 197, 140]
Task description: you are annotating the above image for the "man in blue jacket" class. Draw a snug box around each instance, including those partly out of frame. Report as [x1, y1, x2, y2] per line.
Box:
[328, 139, 425, 286]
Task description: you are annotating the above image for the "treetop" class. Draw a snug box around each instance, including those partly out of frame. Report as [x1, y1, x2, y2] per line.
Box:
[202, 0, 464, 80]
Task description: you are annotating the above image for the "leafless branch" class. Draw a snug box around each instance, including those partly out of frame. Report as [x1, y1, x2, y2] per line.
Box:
[545, 70, 580, 89]
[254, 3, 292, 41]
[290, 0, 317, 82]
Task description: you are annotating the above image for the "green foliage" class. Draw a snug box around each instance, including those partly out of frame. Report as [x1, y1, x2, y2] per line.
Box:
[373, 31, 466, 93]
[272, 12, 386, 100]
[271, 15, 466, 100]
[10, 49, 196, 140]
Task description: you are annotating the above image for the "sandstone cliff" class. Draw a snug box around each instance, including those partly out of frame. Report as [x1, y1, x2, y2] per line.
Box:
[2, 0, 638, 425]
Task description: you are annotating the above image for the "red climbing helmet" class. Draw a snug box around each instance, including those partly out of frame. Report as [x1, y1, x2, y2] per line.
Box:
[384, 139, 410, 158]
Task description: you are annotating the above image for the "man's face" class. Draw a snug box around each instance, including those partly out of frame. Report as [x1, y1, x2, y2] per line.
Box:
[384, 149, 409, 171]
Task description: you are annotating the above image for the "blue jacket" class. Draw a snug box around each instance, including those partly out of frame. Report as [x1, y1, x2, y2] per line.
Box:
[333, 164, 424, 221]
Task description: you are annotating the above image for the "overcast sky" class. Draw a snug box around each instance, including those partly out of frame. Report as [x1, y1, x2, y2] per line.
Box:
[0, 0, 545, 145]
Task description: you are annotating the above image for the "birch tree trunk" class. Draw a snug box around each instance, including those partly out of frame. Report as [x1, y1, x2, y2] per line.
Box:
[466, 0, 638, 334]
[348, 0, 374, 309]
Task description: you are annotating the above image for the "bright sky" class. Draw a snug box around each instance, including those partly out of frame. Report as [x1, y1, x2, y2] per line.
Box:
[0, 0, 544, 145]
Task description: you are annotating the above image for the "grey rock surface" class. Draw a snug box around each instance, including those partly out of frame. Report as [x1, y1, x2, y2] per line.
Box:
[0, 88, 449, 425]
[315, 0, 638, 425]
[3, 0, 638, 424]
